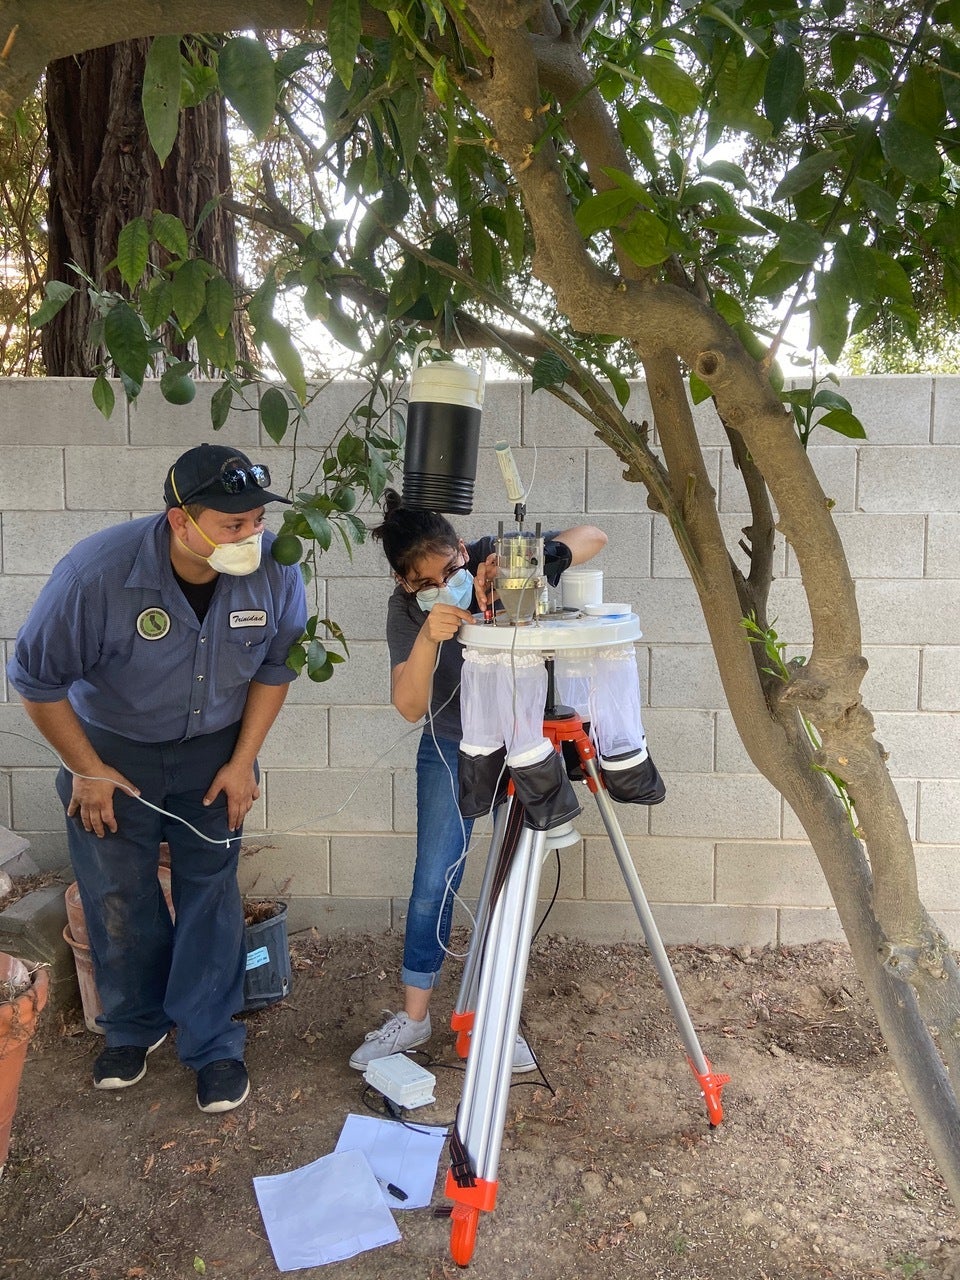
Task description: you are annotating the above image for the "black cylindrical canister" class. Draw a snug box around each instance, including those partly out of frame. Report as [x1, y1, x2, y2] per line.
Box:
[402, 356, 484, 514]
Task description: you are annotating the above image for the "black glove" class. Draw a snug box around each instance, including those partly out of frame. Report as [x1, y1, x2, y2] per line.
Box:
[543, 539, 573, 586]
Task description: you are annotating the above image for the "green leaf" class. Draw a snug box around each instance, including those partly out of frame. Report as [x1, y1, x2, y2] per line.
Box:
[218, 37, 276, 140]
[639, 55, 700, 115]
[872, 252, 914, 306]
[117, 217, 150, 291]
[852, 179, 898, 226]
[748, 247, 806, 299]
[531, 352, 569, 395]
[810, 271, 849, 364]
[941, 40, 960, 123]
[503, 201, 526, 270]
[328, 0, 362, 91]
[689, 372, 712, 405]
[811, 388, 852, 411]
[773, 151, 837, 202]
[205, 275, 235, 338]
[92, 373, 116, 420]
[140, 277, 173, 332]
[104, 303, 149, 390]
[699, 158, 753, 191]
[829, 32, 857, 87]
[260, 387, 291, 443]
[172, 259, 210, 330]
[255, 317, 307, 405]
[814, 407, 867, 439]
[778, 221, 824, 264]
[151, 211, 190, 260]
[617, 104, 657, 175]
[210, 382, 233, 430]
[180, 60, 218, 109]
[304, 280, 330, 320]
[896, 64, 946, 133]
[763, 44, 805, 134]
[142, 35, 182, 166]
[612, 212, 672, 268]
[190, 312, 236, 371]
[830, 239, 878, 304]
[575, 187, 635, 239]
[286, 643, 307, 676]
[879, 118, 941, 187]
[307, 638, 332, 680]
[32, 281, 76, 327]
[303, 509, 333, 550]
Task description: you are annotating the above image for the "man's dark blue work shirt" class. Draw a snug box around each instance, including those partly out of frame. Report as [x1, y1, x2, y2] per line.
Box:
[7, 514, 307, 743]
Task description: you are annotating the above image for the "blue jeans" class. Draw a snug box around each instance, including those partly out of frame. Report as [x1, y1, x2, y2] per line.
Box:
[56, 720, 248, 1070]
[402, 733, 475, 989]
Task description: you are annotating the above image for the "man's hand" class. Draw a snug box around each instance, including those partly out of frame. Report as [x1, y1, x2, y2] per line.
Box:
[204, 759, 260, 832]
[68, 769, 140, 838]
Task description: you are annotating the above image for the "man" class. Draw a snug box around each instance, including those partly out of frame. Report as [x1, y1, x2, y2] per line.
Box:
[7, 443, 307, 1113]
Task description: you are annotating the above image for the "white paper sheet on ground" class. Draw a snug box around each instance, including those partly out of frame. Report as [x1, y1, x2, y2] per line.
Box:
[334, 1113, 449, 1210]
[253, 1147, 400, 1271]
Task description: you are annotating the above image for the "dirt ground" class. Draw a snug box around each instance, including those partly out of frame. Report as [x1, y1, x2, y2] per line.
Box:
[2, 927, 959, 1280]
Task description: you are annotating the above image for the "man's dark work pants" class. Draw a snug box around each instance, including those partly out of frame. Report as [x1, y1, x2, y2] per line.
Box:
[56, 720, 247, 1070]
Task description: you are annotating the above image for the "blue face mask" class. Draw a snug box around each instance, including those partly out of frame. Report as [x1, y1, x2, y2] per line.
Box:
[416, 566, 474, 612]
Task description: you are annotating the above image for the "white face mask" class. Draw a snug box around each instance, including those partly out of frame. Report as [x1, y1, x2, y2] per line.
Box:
[207, 532, 263, 576]
[180, 509, 264, 577]
[416, 567, 474, 611]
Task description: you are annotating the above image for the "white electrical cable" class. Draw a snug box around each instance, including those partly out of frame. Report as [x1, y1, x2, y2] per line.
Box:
[1, 730, 240, 847]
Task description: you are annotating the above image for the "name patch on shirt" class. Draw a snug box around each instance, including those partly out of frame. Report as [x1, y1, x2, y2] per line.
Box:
[230, 610, 267, 628]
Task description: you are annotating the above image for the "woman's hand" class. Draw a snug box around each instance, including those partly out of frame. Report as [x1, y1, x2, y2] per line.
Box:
[422, 602, 474, 643]
[473, 552, 498, 610]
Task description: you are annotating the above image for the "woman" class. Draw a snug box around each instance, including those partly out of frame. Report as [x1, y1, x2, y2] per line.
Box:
[349, 489, 606, 1071]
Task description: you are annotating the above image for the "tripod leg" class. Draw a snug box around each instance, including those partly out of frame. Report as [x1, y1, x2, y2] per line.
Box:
[585, 758, 730, 1126]
[446, 823, 547, 1265]
[452, 800, 516, 1058]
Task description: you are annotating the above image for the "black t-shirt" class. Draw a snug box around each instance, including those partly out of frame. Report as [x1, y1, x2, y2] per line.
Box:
[384, 536, 496, 741]
[173, 568, 218, 623]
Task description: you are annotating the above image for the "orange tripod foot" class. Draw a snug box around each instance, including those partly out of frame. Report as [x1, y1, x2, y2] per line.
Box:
[445, 1171, 498, 1267]
[688, 1055, 731, 1127]
[450, 1204, 480, 1267]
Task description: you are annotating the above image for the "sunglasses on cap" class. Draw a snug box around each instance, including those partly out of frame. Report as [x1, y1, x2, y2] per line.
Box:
[172, 457, 273, 506]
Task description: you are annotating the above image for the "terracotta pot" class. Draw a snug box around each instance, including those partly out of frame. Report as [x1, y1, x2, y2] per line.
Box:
[0, 953, 50, 1173]
[62, 926, 103, 1035]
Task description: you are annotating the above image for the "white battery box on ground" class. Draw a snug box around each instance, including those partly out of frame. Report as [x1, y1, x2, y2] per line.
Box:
[363, 1053, 436, 1109]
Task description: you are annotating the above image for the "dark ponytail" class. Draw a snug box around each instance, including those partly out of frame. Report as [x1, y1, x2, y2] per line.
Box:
[371, 488, 460, 579]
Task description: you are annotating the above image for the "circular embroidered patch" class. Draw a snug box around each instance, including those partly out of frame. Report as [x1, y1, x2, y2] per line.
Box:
[136, 607, 171, 640]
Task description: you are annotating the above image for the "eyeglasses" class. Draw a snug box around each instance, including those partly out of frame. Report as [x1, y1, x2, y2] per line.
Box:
[173, 458, 272, 506]
[402, 549, 466, 593]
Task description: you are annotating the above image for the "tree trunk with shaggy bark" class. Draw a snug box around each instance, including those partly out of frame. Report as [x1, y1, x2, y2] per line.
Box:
[42, 38, 244, 375]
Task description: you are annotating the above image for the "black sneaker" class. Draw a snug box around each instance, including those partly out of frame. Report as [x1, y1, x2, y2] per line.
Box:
[196, 1059, 250, 1114]
[93, 1034, 167, 1090]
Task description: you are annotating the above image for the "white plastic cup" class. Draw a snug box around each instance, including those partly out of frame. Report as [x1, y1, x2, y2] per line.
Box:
[562, 569, 603, 609]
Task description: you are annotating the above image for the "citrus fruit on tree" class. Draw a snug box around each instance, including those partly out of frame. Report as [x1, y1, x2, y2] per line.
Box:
[271, 534, 303, 565]
[160, 373, 197, 405]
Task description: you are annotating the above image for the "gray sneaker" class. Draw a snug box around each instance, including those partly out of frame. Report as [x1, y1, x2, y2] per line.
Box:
[349, 1011, 432, 1071]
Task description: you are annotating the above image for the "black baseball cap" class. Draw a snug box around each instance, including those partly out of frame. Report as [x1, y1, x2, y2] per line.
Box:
[164, 444, 291, 513]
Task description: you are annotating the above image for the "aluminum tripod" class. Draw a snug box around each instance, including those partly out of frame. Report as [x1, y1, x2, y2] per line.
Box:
[443, 707, 730, 1266]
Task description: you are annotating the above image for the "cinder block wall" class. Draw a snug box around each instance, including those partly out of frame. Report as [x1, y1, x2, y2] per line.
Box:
[1, 374, 958, 948]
